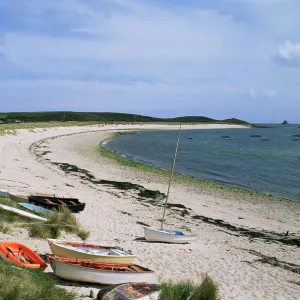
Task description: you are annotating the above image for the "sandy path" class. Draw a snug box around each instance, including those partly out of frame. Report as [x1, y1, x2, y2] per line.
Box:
[0, 124, 299, 300]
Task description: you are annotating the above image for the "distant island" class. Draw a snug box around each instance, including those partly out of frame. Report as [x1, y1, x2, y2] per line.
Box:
[0, 111, 251, 126]
[282, 120, 289, 125]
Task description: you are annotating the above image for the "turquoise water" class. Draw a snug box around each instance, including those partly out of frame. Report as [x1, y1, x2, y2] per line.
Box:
[104, 125, 300, 201]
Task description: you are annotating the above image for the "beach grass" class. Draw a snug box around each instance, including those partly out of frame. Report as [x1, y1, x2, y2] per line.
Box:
[0, 259, 75, 300]
[0, 197, 90, 240]
[159, 274, 220, 300]
[28, 206, 90, 240]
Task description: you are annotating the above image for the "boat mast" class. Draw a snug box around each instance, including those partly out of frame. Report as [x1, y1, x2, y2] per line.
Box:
[160, 124, 182, 230]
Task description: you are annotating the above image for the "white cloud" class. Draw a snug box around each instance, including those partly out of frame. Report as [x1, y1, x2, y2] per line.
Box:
[274, 41, 300, 67]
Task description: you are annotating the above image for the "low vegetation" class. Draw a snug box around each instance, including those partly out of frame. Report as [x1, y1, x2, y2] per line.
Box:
[159, 275, 220, 300]
[0, 259, 75, 300]
[0, 111, 250, 125]
[0, 197, 89, 240]
[28, 206, 90, 240]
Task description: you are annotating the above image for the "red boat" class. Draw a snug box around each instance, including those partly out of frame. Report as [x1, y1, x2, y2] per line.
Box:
[0, 242, 47, 269]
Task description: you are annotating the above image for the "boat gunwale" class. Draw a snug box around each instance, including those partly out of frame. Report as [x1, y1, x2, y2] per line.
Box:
[48, 256, 153, 273]
[47, 239, 136, 258]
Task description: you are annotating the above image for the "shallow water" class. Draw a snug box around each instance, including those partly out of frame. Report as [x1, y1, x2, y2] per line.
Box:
[104, 125, 300, 201]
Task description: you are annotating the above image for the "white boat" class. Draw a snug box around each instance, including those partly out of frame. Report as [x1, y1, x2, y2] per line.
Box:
[48, 256, 157, 285]
[144, 226, 196, 244]
[143, 124, 197, 244]
[47, 238, 136, 263]
[97, 282, 161, 300]
[0, 204, 47, 221]
[19, 203, 54, 217]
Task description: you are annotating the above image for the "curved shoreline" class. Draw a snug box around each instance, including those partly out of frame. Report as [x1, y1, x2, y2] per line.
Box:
[0, 124, 299, 300]
[100, 132, 298, 204]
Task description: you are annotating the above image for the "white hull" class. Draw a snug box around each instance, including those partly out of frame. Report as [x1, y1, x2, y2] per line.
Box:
[47, 239, 136, 263]
[49, 259, 157, 285]
[0, 204, 47, 221]
[144, 226, 196, 244]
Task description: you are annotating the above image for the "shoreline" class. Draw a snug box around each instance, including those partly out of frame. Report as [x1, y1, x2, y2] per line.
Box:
[99, 131, 299, 205]
[0, 124, 299, 300]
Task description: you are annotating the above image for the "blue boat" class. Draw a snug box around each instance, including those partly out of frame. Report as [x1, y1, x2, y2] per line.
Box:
[18, 203, 54, 217]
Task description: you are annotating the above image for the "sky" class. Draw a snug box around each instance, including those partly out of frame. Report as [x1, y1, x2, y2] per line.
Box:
[0, 0, 300, 123]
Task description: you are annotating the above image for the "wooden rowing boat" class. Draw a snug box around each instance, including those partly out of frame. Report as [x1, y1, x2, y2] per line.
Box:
[97, 282, 161, 300]
[28, 195, 86, 213]
[48, 256, 157, 285]
[47, 239, 136, 263]
[9, 192, 54, 203]
[0, 203, 47, 221]
[0, 242, 47, 269]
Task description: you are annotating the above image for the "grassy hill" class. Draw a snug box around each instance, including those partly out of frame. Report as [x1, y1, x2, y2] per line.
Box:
[0, 112, 250, 125]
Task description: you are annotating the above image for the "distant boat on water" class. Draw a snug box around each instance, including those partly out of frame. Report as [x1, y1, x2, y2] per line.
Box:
[250, 135, 261, 138]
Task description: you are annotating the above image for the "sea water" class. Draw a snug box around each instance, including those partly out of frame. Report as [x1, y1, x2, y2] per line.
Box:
[104, 125, 300, 201]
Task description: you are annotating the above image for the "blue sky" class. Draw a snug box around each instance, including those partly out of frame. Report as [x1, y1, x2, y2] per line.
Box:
[0, 0, 300, 122]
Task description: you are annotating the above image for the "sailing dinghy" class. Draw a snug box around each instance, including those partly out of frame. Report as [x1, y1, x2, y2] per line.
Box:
[47, 239, 136, 263]
[0, 242, 47, 269]
[143, 125, 197, 244]
[144, 226, 196, 244]
[48, 256, 157, 285]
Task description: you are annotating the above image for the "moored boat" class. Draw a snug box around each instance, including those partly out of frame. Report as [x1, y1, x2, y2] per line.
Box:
[144, 226, 196, 244]
[48, 256, 157, 285]
[0, 242, 47, 269]
[47, 238, 135, 263]
[19, 203, 54, 217]
[97, 282, 161, 300]
[0, 203, 47, 221]
[28, 195, 86, 213]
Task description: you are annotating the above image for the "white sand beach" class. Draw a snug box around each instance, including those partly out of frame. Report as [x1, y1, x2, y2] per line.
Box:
[0, 123, 299, 300]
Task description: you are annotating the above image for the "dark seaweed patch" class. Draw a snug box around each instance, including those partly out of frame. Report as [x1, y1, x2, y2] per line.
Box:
[192, 214, 300, 247]
[52, 162, 166, 201]
[242, 249, 300, 275]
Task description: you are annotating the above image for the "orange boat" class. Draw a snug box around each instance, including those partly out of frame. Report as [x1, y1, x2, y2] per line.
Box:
[0, 242, 47, 269]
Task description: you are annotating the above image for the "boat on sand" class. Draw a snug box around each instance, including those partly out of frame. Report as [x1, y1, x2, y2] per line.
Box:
[0, 203, 47, 221]
[0, 242, 47, 269]
[143, 124, 196, 244]
[19, 203, 54, 217]
[144, 226, 196, 244]
[47, 238, 135, 263]
[97, 282, 161, 300]
[28, 195, 86, 213]
[48, 256, 156, 285]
